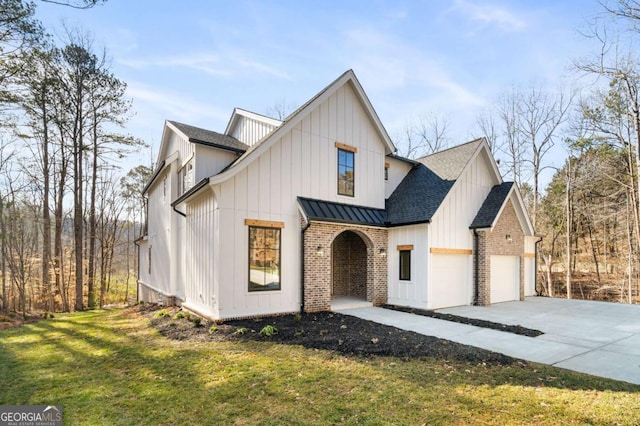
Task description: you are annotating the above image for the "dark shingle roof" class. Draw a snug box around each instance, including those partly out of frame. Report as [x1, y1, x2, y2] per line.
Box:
[168, 120, 249, 153]
[386, 164, 454, 225]
[417, 138, 483, 180]
[386, 139, 484, 226]
[298, 197, 387, 227]
[470, 182, 514, 229]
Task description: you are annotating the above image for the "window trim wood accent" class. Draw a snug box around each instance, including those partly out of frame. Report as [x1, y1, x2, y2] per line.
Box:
[397, 244, 414, 251]
[430, 247, 473, 255]
[244, 219, 285, 229]
[524, 253, 536, 258]
[335, 142, 357, 153]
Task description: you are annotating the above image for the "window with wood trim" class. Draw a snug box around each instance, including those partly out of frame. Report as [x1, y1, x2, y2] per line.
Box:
[337, 148, 354, 196]
[248, 226, 281, 292]
[399, 250, 411, 281]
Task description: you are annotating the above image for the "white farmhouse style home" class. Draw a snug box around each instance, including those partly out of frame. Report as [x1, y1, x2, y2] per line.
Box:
[136, 70, 537, 320]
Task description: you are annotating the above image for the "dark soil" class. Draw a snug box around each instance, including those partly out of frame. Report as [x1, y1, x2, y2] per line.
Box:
[145, 305, 518, 365]
[383, 304, 544, 337]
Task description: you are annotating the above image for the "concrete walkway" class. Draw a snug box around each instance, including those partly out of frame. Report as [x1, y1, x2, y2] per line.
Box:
[335, 297, 640, 385]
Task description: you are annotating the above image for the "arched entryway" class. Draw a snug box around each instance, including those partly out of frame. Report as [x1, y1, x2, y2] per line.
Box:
[331, 230, 368, 301]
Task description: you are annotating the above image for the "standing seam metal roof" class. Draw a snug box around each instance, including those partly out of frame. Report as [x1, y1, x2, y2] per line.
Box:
[298, 197, 387, 227]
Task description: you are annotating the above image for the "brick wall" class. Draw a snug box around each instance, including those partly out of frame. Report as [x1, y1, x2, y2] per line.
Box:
[332, 231, 367, 298]
[476, 199, 525, 305]
[303, 219, 388, 312]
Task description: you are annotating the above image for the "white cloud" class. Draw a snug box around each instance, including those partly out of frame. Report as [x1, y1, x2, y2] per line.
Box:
[126, 82, 229, 124]
[451, 0, 526, 32]
[118, 50, 291, 80]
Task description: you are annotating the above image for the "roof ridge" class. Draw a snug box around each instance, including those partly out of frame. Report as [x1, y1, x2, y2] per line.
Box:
[416, 137, 485, 161]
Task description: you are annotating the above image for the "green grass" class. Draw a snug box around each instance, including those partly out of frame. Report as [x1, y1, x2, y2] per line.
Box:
[0, 309, 638, 425]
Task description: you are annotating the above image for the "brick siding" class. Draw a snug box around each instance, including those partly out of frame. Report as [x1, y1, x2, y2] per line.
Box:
[475, 200, 525, 305]
[303, 219, 387, 312]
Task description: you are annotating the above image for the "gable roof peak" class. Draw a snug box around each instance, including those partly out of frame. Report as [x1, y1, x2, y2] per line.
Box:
[416, 137, 486, 181]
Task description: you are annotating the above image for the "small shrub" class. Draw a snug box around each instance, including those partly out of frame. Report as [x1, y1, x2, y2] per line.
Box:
[190, 316, 202, 326]
[208, 325, 218, 334]
[294, 314, 302, 324]
[154, 310, 170, 318]
[259, 325, 278, 337]
[234, 327, 248, 335]
[173, 312, 186, 320]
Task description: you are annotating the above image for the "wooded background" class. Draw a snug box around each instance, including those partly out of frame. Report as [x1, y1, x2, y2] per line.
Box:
[1, 0, 639, 314]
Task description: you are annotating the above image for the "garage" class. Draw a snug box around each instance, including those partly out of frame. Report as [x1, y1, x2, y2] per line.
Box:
[430, 254, 471, 309]
[490, 255, 519, 303]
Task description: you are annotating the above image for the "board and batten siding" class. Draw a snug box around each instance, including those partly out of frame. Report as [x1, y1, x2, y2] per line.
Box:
[183, 190, 220, 318]
[430, 149, 498, 249]
[209, 82, 388, 319]
[144, 167, 173, 296]
[387, 224, 429, 309]
[166, 130, 194, 168]
[385, 157, 413, 198]
[194, 145, 239, 182]
[230, 115, 279, 147]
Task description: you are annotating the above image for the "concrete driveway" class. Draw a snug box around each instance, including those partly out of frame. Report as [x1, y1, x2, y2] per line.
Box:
[335, 297, 640, 385]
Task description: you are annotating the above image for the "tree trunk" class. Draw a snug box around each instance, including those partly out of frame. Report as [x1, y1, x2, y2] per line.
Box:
[566, 159, 572, 299]
[87, 121, 97, 308]
[74, 103, 84, 311]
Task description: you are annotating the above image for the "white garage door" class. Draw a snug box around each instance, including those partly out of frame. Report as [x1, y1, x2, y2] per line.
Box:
[490, 255, 519, 303]
[431, 254, 471, 309]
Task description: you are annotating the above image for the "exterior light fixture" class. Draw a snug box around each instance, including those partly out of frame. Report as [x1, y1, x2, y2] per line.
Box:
[506, 234, 512, 243]
[379, 248, 387, 257]
[316, 246, 324, 256]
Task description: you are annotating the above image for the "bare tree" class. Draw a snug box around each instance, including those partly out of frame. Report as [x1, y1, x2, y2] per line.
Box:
[399, 114, 450, 159]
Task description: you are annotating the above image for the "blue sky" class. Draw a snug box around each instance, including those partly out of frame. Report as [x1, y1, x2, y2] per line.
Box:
[35, 0, 608, 172]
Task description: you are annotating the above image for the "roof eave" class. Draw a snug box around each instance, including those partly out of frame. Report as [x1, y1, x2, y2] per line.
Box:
[141, 160, 166, 195]
[170, 177, 210, 209]
[189, 138, 247, 154]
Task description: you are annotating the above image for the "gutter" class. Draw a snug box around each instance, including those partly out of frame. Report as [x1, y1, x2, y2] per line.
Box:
[170, 177, 210, 217]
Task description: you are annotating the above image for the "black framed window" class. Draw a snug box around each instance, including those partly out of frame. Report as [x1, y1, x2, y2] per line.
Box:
[248, 226, 281, 292]
[399, 250, 411, 281]
[338, 148, 354, 196]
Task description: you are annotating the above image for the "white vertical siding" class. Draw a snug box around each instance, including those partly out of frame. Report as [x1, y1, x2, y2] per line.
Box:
[430, 149, 499, 249]
[210, 82, 388, 319]
[387, 224, 429, 309]
[145, 168, 173, 296]
[194, 146, 239, 181]
[166, 131, 194, 168]
[230, 116, 279, 146]
[184, 190, 219, 318]
[385, 157, 413, 198]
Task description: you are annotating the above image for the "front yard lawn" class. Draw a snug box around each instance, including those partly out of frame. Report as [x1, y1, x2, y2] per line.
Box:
[0, 306, 638, 425]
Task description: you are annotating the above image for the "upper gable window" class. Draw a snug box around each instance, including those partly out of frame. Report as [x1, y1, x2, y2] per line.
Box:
[336, 142, 356, 197]
[178, 160, 194, 196]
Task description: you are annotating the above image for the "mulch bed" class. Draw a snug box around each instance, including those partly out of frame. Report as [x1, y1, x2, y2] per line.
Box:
[383, 304, 544, 337]
[144, 305, 518, 365]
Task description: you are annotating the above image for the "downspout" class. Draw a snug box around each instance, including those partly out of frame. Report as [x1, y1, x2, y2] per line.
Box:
[473, 229, 479, 305]
[300, 221, 311, 314]
[535, 236, 543, 296]
[172, 204, 186, 217]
